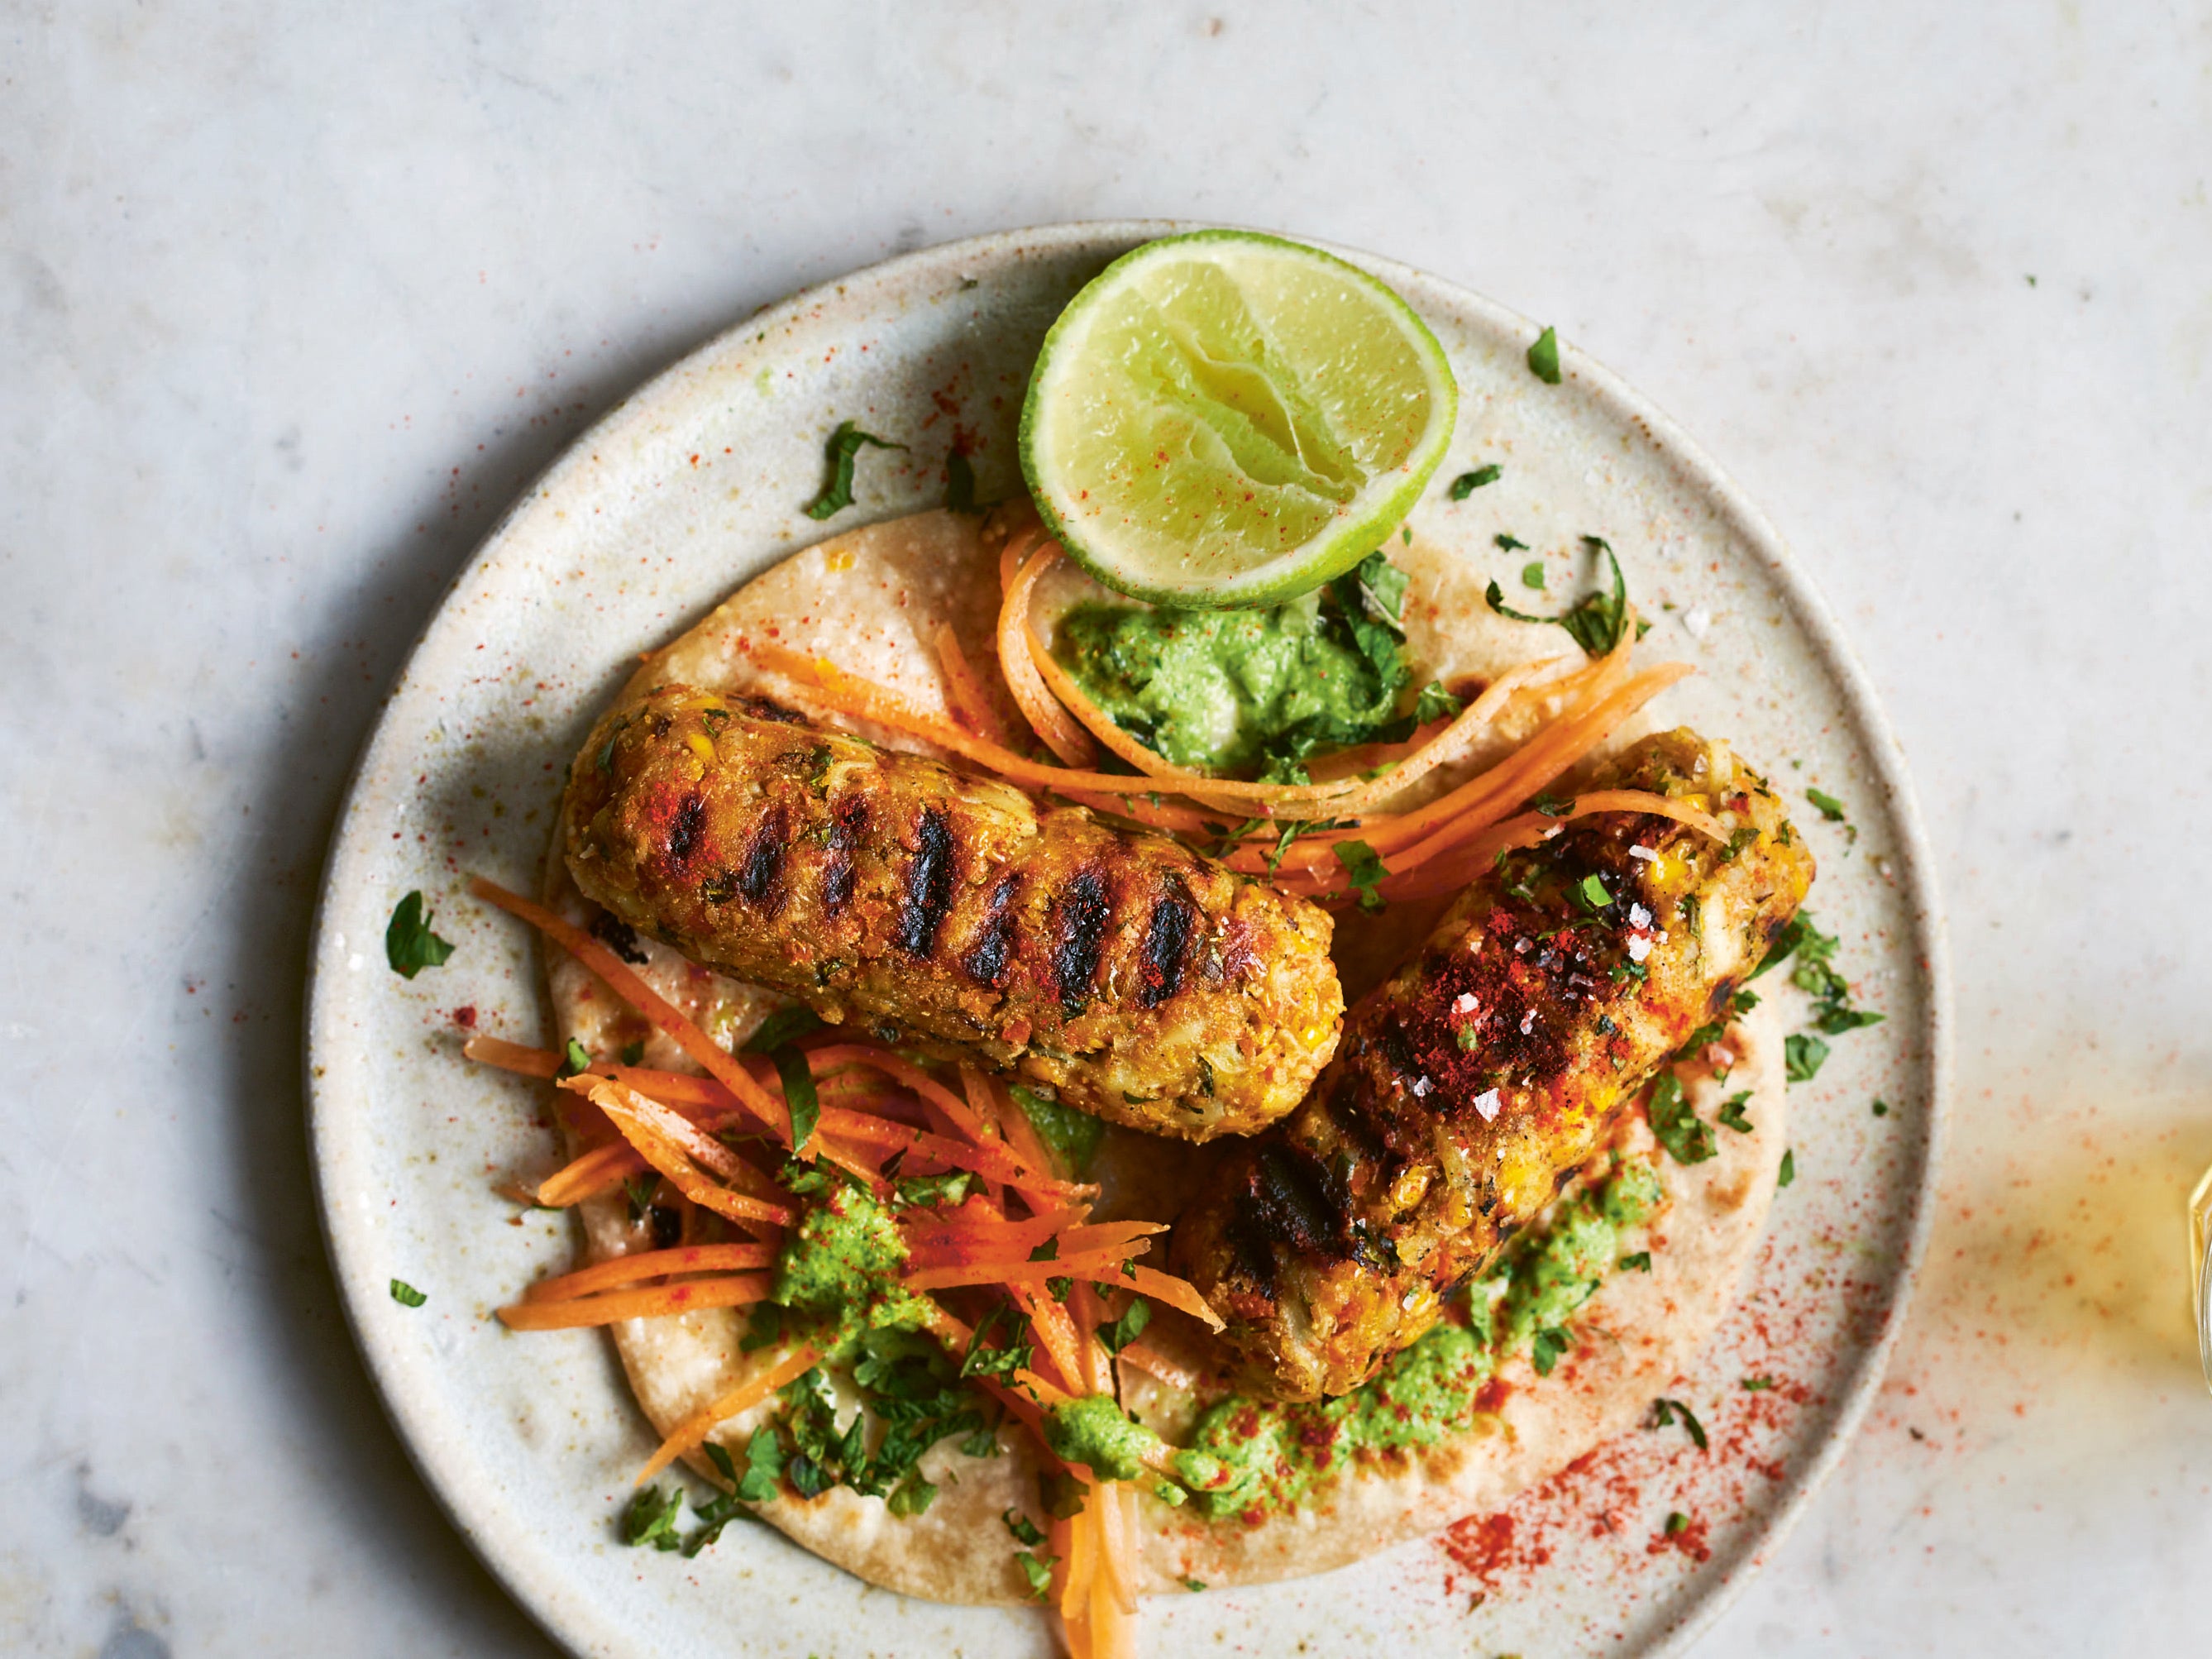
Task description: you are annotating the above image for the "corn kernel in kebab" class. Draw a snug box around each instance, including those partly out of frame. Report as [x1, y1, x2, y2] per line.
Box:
[561, 684, 1344, 1141]
[1171, 729, 1814, 1400]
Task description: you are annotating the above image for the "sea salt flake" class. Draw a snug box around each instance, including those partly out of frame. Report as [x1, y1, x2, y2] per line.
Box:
[1684, 607, 1713, 638]
[1473, 1088, 1503, 1122]
[1626, 935, 1653, 963]
[1628, 903, 1652, 930]
[1627, 845, 1657, 863]
[1412, 1076, 1432, 1097]
[1519, 1010, 1536, 1035]
[1451, 992, 1479, 1016]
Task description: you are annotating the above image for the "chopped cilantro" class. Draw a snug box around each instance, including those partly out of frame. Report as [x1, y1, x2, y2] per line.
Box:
[1450, 463, 1503, 498]
[1413, 681, 1464, 724]
[553, 1036, 591, 1081]
[1650, 1397, 1708, 1451]
[389, 1279, 428, 1308]
[385, 891, 456, 978]
[1648, 1072, 1714, 1165]
[1494, 532, 1529, 552]
[945, 450, 978, 513]
[619, 1040, 646, 1066]
[1717, 1091, 1753, 1133]
[771, 1045, 821, 1154]
[1620, 1250, 1652, 1272]
[804, 421, 906, 520]
[1521, 561, 1546, 590]
[1527, 326, 1562, 384]
[1806, 788, 1847, 822]
[1573, 873, 1612, 913]
[1101, 1297, 1152, 1355]
[1003, 1508, 1048, 1548]
[738, 1427, 784, 1502]
[1531, 1326, 1572, 1376]
[1333, 839, 1389, 913]
[1778, 1148, 1797, 1188]
[623, 1484, 684, 1550]
[1814, 1003, 1885, 1035]
[1741, 1377, 1775, 1393]
[895, 1171, 975, 1210]
[1665, 1511, 1691, 1536]
[1872, 1097, 1890, 1117]
[743, 1006, 825, 1053]
[1485, 537, 1636, 656]
[1531, 791, 1574, 817]
[1016, 1550, 1057, 1599]
[959, 1303, 1034, 1381]
[887, 1475, 939, 1517]
[1783, 1034, 1829, 1082]
[1182, 1576, 1207, 1592]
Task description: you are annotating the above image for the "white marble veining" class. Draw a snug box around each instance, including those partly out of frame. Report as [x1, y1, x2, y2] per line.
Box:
[4, 5, 2208, 1655]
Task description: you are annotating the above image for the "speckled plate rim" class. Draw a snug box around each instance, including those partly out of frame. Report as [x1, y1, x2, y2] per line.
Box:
[305, 220, 1951, 1659]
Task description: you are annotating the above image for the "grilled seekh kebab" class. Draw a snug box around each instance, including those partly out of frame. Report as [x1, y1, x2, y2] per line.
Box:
[1172, 728, 1814, 1400]
[560, 684, 1344, 1141]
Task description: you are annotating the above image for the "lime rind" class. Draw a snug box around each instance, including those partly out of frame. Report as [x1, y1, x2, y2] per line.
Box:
[1020, 230, 1457, 610]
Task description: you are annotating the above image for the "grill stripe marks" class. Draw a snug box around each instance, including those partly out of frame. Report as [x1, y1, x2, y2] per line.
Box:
[1136, 882, 1197, 1009]
[961, 875, 1020, 988]
[822, 795, 868, 917]
[896, 806, 957, 958]
[735, 808, 788, 913]
[1049, 867, 1111, 1017]
[667, 793, 705, 865]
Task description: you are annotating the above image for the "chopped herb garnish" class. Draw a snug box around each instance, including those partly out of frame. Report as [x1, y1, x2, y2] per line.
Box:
[886, 1475, 939, 1518]
[738, 1427, 784, 1502]
[945, 450, 977, 514]
[1778, 1148, 1797, 1188]
[1494, 532, 1530, 552]
[959, 1303, 1034, 1381]
[1806, 788, 1847, 822]
[1872, 1097, 1890, 1117]
[1650, 1397, 1708, 1451]
[1413, 681, 1464, 725]
[1531, 1326, 1572, 1376]
[1015, 1551, 1057, 1599]
[743, 1006, 826, 1053]
[771, 1045, 821, 1154]
[1717, 1091, 1753, 1133]
[1531, 791, 1574, 818]
[1783, 1034, 1829, 1082]
[1009, 1084, 1106, 1178]
[804, 420, 906, 520]
[623, 1174, 659, 1222]
[895, 1170, 975, 1210]
[389, 1279, 428, 1308]
[385, 891, 456, 978]
[1450, 463, 1503, 498]
[1648, 1072, 1715, 1165]
[1486, 536, 1636, 656]
[1741, 1377, 1775, 1393]
[1665, 1511, 1691, 1536]
[1521, 561, 1546, 590]
[1003, 1508, 1048, 1548]
[623, 1484, 684, 1550]
[1182, 1576, 1207, 1592]
[1527, 325, 1562, 384]
[1620, 1250, 1653, 1272]
[1333, 839, 1389, 913]
[1573, 873, 1612, 913]
[554, 1036, 592, 1081]
[1719, 825, 1758, 862]
[619, 1040, 646, 1066]
[1101, 1297, 1152, 1355]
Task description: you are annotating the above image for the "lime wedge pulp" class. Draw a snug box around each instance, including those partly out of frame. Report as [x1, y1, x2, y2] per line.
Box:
[1020, 231, 1457, 609]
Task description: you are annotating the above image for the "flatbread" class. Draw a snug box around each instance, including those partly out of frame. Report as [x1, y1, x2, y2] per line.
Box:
[537, 510, 1784, 1604]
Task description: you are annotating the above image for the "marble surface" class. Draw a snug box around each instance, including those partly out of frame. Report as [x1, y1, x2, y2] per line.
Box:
[4, 5, 2207, 1655]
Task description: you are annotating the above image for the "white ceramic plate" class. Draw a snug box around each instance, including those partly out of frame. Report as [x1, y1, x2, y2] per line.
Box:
[308, 222, 1947, 1659]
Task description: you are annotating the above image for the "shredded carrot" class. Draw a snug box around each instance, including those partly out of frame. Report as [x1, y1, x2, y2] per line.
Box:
[467, 878, 795, 1145]
[934, 623, 1018, 748]
[522, 1243, 774, 1302]
[1115, 1337, 1198, 1392]
[1095, 1478, 1137, 1614]
[589, 1081, 795, 1233]
[635, 1344, 819, 1484]
[534, 1139, 647, 1207]
[498, 1274, 772, 1331]
[901, 1244, 1153, 1291]
[901, 1206, 1086, 1257]
[1058, 1476, 1098, 1621]
[1122, 1265, 1227, 1332]
[1007, 1280, 1087, 1395]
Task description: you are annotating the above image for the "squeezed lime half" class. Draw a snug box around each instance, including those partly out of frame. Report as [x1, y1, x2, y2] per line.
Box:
[1020, 231, 1457, 609]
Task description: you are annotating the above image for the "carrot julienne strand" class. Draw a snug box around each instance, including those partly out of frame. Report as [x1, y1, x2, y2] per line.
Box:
[998, 542, 1099, 766]
[934, 623, 1018, 748]
[498, 1274, 772, 1332]
[466, 877, 795, 1145]
[635, 1344, 819, 1484]
[521, 1243, 775, 1302]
